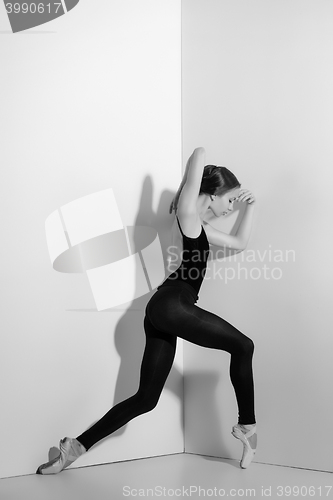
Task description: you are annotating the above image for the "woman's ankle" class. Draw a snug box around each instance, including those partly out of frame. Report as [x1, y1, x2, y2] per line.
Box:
[239, 423, 256, 429]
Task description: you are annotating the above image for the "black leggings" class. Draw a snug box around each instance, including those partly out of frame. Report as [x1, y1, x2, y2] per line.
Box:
[76, 282, 256, 451]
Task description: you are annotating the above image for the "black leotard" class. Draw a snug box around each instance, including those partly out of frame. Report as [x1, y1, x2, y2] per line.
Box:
[75, 217, 255, 451]
[158, 215, 210, 298]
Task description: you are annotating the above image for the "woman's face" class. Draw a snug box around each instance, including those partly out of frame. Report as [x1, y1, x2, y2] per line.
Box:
[210, 188, 240, 217]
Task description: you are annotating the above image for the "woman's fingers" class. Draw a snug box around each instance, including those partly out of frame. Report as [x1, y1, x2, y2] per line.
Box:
[237, 191, 251, 201]
[237, 189, 255, 204]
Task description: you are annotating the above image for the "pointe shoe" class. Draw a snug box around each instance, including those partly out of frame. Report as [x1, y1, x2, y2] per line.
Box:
[36, 437, 86, 475]
[231, 424, 257, 469]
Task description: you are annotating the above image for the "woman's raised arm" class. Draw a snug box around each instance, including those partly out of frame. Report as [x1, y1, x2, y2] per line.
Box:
[169, 147, 205, 214]
[177, 147, 206, 215]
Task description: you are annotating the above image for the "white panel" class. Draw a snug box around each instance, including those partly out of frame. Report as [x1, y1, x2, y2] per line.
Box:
[0, 0, 182, 479]
[44, 210, 69, 264]
[182, 0, 333, 472]
[61, 188, 123, 246]
[86, 253, 149, 310]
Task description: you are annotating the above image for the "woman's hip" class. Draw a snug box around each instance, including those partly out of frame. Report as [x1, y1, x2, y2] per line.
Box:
[145, 281, 197, 327]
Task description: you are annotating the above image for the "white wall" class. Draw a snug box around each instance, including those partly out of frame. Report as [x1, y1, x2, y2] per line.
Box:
[0, 0, 182, 478]
[182, 0, 333, 471]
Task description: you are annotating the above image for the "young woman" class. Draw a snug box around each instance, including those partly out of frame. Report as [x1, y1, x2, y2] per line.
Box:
[36, 147, 257, 474]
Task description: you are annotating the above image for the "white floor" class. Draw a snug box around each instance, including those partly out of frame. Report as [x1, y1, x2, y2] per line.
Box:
[1, 453, 332, 500]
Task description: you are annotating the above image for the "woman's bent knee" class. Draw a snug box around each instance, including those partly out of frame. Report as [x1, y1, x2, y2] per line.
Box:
[238, 336, 255, 356]
[245, 336, 255, 354]
[135, 390, 160, 413]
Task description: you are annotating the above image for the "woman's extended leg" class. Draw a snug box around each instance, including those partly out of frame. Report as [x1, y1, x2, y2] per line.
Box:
[75, 316, 177, 451]
[36, 316, 177, 474]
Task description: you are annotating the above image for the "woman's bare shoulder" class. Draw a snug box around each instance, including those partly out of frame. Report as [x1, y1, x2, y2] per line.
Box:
[176, 210, 202, 239]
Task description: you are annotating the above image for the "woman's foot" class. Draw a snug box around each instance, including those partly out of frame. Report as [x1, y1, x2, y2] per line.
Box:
[231, 423, 257, 469]
[36, 437, 86, 475]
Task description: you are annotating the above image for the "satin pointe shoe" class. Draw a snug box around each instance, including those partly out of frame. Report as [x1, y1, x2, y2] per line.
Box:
[231, 423, 257, 469]
[36, 437, 86, 475]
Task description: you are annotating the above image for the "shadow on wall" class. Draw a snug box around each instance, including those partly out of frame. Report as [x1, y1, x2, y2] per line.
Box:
[111, 179, 183, 440]
[43, 176, 248, 461]
[43, 176, 184, 459]
[76, 179, 249, 449]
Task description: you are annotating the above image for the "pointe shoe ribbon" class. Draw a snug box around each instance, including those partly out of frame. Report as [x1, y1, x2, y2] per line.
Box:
[36, 437, 86, 475]
[231, 424, 257, 469]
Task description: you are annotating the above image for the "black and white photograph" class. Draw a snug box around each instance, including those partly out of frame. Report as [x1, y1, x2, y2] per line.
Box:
[1, 1, 332, 498]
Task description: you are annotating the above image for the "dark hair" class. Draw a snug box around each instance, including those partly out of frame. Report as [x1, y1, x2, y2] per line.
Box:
[199, 165, 241, 196]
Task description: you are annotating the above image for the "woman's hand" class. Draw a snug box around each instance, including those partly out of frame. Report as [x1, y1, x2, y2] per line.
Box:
[236, 189, 256, 205]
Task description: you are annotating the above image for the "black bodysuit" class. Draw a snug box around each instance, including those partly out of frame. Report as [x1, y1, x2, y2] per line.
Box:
[76, 215, 256, 450]
[159, 215, 210, 298]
